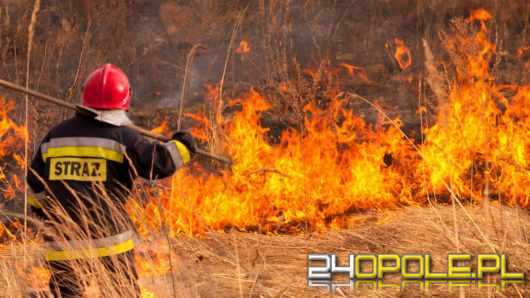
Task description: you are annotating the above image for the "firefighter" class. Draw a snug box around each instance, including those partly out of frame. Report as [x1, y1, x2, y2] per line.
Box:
[26, 63, 196, 297]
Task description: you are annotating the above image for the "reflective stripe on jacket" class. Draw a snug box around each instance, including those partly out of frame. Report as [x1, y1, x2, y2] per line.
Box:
[45, 231, 134, 261]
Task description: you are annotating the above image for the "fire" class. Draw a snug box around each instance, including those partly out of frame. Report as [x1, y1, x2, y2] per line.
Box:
[1, 5, 530, 294]
[303, 68, 316, 78]
[394, 38, 411, 70]
[0, 98, 28, 202]
[339, 63, 371, 83]
[0, 98, 28, 155]
[139, 283, 157, 298]
[466, 8, 492, 31]
[0, 215, 14, 240]
[517, 46, 530, 57]
[134, 241, 176, 278]
[0, 4, 528, 250]
[150, 116, 169, 135]
[235, 40, 250, 54]
[124, 8, 530, 235]
[23, 266, 50, 291]
[25, 259, 162, 298]
[236, 40, 250, 61]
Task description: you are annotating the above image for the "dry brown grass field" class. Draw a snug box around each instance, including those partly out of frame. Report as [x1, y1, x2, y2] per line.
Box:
[2, 205, 529, 297]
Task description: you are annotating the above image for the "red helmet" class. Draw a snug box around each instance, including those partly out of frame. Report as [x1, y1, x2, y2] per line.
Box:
[82, 64, 131, 111]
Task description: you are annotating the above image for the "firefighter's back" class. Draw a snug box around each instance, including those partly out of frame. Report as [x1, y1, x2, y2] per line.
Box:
[40, 114, 137, 237]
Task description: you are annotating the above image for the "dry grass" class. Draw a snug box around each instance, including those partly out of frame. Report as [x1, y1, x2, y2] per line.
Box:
[164, 204, 530, 297]
[1, 204, 529, 297]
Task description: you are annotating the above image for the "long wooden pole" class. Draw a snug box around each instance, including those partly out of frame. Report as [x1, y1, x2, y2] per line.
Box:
[0, 79, 231, 165]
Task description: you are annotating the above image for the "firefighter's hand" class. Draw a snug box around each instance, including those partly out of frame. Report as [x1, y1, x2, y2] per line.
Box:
[171, 131, 197, 154]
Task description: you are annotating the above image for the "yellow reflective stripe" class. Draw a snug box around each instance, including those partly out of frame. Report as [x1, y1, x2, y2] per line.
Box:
[45, 239, 134, 261]
[28, 195, 46, 209]
[47, 231, 132, 251]
[42, 147, 123, 163]
[174, 141, 190, 164]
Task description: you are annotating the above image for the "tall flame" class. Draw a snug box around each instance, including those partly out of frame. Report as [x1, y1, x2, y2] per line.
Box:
[126, 9, 530, 235]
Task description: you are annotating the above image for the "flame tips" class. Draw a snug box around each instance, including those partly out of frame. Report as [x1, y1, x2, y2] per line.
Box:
[236, 40, 250, 54]
[466, 8, 492, 31]
[467, 8, 492, 22]
[394, 38, 412, 70]
[150, 117, 170, 135]
[339, 62, 371, 83]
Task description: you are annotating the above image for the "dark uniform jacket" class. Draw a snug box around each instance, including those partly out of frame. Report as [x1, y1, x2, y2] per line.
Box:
[26, 114, 189, 261]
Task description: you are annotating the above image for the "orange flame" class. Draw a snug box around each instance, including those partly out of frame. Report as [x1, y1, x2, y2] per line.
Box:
[467, 8, 492, 31]
[24, 266, 50, 291]
[394, 39, 411, 70]
[12, 7, 528, 295]
[135, 241, 176, 278]
[339, 63, 371, 83]
[150, 117, 170, 135]
[236, 40, 250, 61]
[236, 40, 250, 54]
[0, 98, 29, 200]
[0, 98, 28, 156]
[25, 255, 162, 298]
[303, 68, 316, 78]
[124, 8, 530, 235]
[517, 46, 530, 57]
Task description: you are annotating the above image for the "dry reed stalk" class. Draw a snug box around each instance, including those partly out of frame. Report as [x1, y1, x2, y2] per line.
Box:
[177, 44, 207, 131]
[219, 6, 248, 108]
[0, 172, 178, 297]
[63, 15, 92, 120]
[233, 231, 244, 298]
[415, 72, 457, 244]
[206, 6, 249, 158]
[24, 0, 41, 269]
